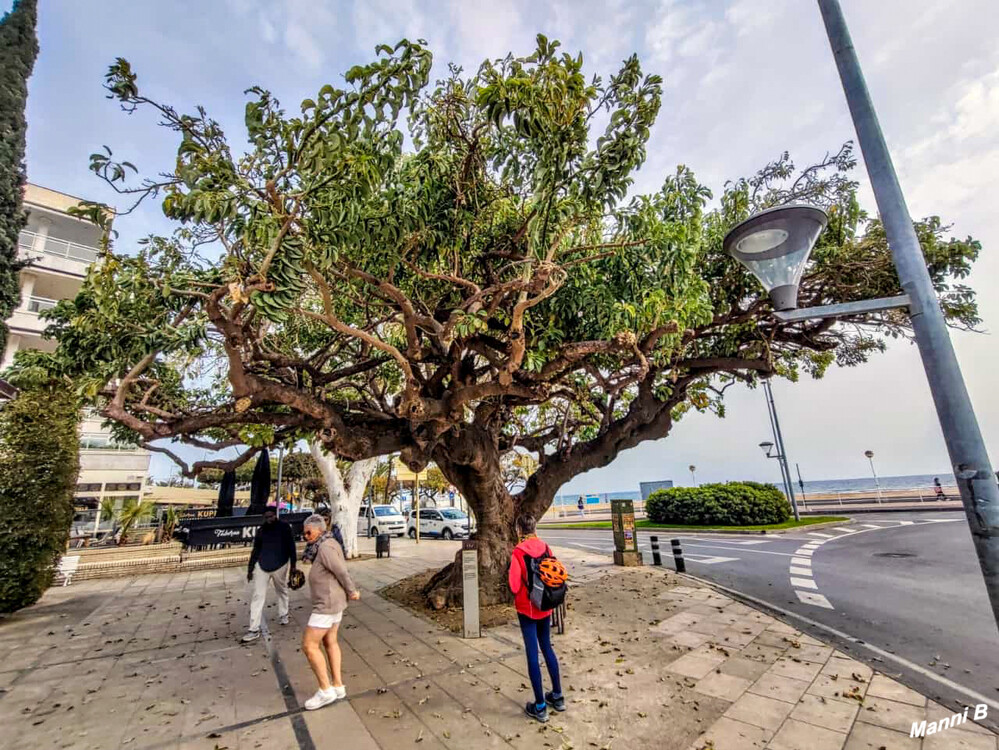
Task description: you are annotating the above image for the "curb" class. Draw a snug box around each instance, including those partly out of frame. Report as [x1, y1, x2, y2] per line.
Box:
[539, 518, 854, 535]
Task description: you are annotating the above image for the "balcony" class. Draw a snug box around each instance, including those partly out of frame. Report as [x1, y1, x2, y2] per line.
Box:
[19, 229, 100, 265]
[25, 295, 57, 314]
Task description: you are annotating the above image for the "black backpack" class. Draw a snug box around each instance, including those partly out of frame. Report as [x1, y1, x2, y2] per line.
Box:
[330, 523, 346, 556]
[523, 547, 568, 611]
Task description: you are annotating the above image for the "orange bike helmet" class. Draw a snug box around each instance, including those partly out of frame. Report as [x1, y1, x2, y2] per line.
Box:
[538, 558, 568, 587]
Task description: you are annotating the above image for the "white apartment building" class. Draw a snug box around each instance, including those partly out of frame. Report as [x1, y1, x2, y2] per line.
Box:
[2, 184, 151, 532]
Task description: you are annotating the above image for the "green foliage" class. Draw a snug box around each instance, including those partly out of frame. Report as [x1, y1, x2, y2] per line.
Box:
[0, 0, 38, 350]
[0, 382, 80, 613]
[645, 481, 791, 526]
[6, 35, 982, 521]
[115, 497, 155, 544]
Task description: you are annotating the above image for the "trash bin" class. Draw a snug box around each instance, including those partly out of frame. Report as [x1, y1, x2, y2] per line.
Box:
[376, 533, 390, 559]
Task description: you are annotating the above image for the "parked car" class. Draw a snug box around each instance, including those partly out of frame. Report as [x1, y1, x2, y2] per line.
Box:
[407, 507, 471, 540]
[358, 505, 407, 537]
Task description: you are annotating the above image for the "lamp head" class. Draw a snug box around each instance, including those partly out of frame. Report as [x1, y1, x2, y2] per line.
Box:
[723, 205, 829, 311]
[759, 441, 774, 453]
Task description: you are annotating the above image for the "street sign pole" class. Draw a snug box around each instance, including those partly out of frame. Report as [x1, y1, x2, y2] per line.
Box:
[461, 540, 480, 638]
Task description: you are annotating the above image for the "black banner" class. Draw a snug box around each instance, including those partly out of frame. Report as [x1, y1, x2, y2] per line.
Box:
[182, 512, 311, 548]
[179, 508, 218, 521]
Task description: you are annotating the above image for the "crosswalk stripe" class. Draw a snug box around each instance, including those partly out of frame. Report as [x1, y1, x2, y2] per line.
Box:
[795, 591, 834, 609]
[807, 532, 834, 538]
[833, 527, 857, 533]
[794, 548, 814, 556]
[897, 521, 915, 526]
[791, 557, 812, 567]
[685, 555, 740, 565]
[790, 577, 818, 590]
[859, 524, 884, 529]
[790, 566, 813, 577]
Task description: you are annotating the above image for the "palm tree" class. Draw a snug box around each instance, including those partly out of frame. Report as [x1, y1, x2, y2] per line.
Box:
[115, 498, 155, 545]
[160, 506, 181, 542]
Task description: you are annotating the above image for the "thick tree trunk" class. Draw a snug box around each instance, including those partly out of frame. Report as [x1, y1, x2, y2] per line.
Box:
[309, 441, 378, 559]
[422, 426, 555, 610]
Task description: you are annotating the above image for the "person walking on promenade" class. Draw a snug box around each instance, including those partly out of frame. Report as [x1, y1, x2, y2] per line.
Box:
[577, 496, 585, 517]
[300, 514, 360, 710]
[508, 513, 564, 723]
[934, 477, 947, 500]
[242, 506, 296, 643]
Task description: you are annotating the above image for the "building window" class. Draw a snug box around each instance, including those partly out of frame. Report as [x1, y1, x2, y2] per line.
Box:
[105, 483, 141, 492]
[75, 483, 103, 492]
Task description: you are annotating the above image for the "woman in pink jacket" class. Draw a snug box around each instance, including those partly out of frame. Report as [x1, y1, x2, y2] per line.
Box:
[508, 513, 563, 723]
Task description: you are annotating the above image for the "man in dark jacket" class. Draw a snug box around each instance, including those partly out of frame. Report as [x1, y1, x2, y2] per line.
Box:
[242, 507, 297, 643]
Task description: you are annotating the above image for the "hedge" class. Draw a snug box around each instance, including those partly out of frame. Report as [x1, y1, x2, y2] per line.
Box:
[0, 383, 80, 613]
[645, 481, 791, 526]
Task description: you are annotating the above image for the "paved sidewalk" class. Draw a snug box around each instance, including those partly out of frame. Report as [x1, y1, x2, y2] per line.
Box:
[0, 538, 994, 749]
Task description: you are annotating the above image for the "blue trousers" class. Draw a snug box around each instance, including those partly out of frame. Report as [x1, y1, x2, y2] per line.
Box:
[517, 613, 562, 706]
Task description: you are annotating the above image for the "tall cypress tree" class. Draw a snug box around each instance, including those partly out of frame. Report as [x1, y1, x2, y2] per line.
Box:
[0, 0, 39, 353]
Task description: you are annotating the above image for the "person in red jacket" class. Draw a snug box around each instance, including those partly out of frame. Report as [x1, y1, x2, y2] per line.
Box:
[508, 513, 564, 723]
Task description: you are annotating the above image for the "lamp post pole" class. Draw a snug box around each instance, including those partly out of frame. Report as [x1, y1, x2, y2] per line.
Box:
[865, 450, 883, 503]
[818, 0, 999, 626]
[689, 465, 697, 486]
[762, 378, 800, 522]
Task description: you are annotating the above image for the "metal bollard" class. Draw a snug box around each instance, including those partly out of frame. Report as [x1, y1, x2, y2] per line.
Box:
[670, 538, 685, 573]
[650, 535, 663, 566]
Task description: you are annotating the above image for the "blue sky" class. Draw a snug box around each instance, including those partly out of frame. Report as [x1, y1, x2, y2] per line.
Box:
[16, 0, 999, 492]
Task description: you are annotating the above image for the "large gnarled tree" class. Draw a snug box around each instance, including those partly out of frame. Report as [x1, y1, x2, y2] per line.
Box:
[8, 37, 980, 606]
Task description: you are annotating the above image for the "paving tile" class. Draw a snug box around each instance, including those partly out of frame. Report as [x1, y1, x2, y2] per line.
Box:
[842, 721, 920, 750]
[790, 692, 860, 733]
[724, 692, 794, 731]
[718, 656, 771, 683]
[923, 729, 998, 749]
[865, 674, 927, 707]
[685, 716, 770, 750]
[822, 655, 873, 683]
[789, 643, 835, 664]
[927, 701, 995, 736]
[694, 671, 754, 702]
[669, 631, 712, 649]
[807, 673, 868, 705]
[767, 656, 824, 683]
[768, 718, 847, 750]
[666, 651, 728, 680]
[747, 672, 811, 704]
[856, 696, 927, 734]
[741, 642, 786, 665]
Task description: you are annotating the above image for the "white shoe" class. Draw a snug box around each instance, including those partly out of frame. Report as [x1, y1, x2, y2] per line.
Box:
[304, 688, 338, 710]
[333, 685, 346, 700]
[279, 615, 289, 626]
[241, 631, 260, 643]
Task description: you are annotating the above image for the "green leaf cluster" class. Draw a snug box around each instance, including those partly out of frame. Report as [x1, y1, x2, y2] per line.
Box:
[645, 481, 791, 526]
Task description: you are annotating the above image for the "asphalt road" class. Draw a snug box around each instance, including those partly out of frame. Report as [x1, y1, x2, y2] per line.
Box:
[543, 511, 999, 727]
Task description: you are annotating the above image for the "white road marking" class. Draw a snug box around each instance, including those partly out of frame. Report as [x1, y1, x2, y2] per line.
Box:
[794, 548, 815, 556]
[685, 555, 740, 565]
[807, 532, 834, 539]
[667, 543, 798, 559]
[694, 575, 999, 714]
[833, 527, 857, 533]
[790, 577, 818, 590]
[859, 524, 884, 530]
[789, 566, 813, 577]
[794, 591, 834, 609]
[897, 521, 915, 526]
[791, 557, 812, 567]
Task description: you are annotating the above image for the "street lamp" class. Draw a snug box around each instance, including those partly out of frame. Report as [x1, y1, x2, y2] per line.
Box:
[723, 205, 829, 311]
[864, 450, 883, 504]
[723, 0, 999, 629]
[689, 465, 697, 486]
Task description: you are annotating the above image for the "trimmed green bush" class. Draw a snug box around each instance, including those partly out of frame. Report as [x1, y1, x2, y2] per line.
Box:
[0, 383, 80, 613]
[645, 481, 791, 526]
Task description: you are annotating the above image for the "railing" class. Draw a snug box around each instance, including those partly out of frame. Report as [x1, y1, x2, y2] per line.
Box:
[26, 296, 57, 313]
[79, 433, 144, 451]
[18, 229, 99, 264]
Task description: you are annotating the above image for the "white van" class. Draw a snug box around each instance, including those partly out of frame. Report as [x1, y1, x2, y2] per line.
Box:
[357, 505, 406, 537]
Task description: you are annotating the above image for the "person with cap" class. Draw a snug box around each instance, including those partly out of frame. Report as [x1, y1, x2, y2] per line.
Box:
[242, 506, 296, 643]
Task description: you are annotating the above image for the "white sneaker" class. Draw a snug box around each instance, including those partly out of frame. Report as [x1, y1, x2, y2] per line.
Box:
[241, 631, 260, 643]
[333, 685, 346, 700]
[304, 688, 338, 710]
[278, 615, 289, 626]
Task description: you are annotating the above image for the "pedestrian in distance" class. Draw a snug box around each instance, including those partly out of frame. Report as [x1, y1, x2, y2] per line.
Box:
[509, 513, 565, 723]
[934, 477, 947, 500]
[577, 495, 585, 517]
[300, 514, 360, 710]
[242, 506, 296, 643]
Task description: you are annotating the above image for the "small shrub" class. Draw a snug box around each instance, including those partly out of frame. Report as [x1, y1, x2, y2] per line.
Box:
[0, 383, 80, 613]
[645, 481, 791, 526]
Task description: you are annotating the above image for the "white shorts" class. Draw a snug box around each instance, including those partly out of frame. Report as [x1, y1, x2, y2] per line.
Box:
[307, 612, 343, 629]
